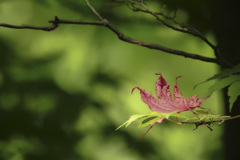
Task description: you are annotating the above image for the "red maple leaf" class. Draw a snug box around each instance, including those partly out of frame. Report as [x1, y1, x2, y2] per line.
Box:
[132, 73, 209, 137]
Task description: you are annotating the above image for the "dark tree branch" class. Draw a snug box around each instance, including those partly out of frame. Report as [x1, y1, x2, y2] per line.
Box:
[0, 17, 104, 31]
[128, 0, 219, 56]
[0, 21, 58, 31]
[85, 0, 230, 67]
[0, 0, 232, 67]
[127, 0, 233, 67]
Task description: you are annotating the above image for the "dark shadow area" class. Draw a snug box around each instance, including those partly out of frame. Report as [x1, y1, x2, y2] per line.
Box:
[0, 37, 163, 159]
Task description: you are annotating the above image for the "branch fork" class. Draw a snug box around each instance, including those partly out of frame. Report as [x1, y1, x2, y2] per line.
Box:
[0, 0, 232, 67]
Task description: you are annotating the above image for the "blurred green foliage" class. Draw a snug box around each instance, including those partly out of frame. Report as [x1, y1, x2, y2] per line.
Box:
[0, 0, 225, 160]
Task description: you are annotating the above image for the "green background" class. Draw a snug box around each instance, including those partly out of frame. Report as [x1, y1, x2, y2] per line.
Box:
[0, 1, 224, 160]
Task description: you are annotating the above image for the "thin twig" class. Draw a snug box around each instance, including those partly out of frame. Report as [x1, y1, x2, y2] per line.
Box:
[0, 16, 104, 31]
[128, 0, 217, 53]
[84, 0, 229, 67]
[127, 0, 235, 68]
[86, 0, 104, 20]
[0, 0, 231, 67]
[179, 115, 240, 130]
[186, 107, 213, 131]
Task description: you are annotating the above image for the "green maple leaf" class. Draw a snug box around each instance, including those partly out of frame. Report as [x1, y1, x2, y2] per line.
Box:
[195, 63, 240, 111]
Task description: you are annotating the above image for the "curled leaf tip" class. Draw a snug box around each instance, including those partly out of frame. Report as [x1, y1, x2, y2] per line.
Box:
[131, 87, 140, 93]
[119, 73, 210, 137]
[176, 76, 182, 80]
[135, 73, 208, 135]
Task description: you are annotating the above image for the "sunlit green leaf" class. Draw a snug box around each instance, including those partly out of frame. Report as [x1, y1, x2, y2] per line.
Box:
[196, 63, 240, 112]
[115, 114, 148, 130]
[181, 107, 230, 123]
[116, 111, 189, 130]
[228, 80, 240, 111]
[182, 109, 230, 123]
[206, 63, 240, 80]
[194, 107, 213, 114]
[162, 112, 188, 119]
[194, 63, 240, 89]
[205, 75, 240, 96]
[138, 116, 163, 128]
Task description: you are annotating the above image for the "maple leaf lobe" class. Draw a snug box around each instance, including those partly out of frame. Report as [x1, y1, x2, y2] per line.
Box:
[132, 73, 208, 136]
[133, 73, 207, 113]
